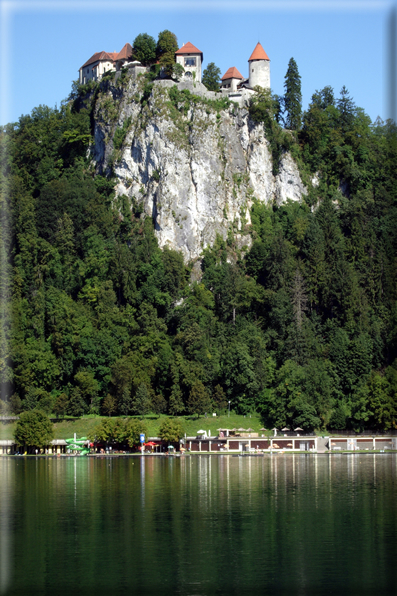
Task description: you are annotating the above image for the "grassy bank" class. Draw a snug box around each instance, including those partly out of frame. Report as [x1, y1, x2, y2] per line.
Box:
[1, 413, 265, 441]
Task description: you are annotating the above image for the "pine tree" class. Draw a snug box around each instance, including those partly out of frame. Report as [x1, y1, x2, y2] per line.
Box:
[23, 387, 39, 411]
[337, 86, 355, 133]
[284, 58, 302, 130]
[132, 384, 151, 418]
[187, 382, 212, 417]
[168, 384, 184, 415]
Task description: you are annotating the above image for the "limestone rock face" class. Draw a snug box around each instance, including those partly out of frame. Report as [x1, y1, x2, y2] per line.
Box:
[91, 79, 307, 262]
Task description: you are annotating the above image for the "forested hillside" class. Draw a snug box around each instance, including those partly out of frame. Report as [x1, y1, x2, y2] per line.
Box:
[1, 70, 396, 431]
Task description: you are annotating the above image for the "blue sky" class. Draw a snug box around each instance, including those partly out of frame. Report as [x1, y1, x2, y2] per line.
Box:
[0, 0, 395, 126]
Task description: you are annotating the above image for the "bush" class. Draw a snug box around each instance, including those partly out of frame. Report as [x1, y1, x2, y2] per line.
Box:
[113, 117, 132, 150]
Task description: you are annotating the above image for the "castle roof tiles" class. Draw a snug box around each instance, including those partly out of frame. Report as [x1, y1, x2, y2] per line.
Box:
[248, 42, 270, 62]
[175, 41, 202, 55]
[80, 44, 132, 69]
[116, 43, 133, 61]
[221, 66, 243, 81]
[81, 51, 116, 69]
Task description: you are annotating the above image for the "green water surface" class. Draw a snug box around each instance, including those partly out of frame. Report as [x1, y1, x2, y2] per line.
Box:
[0, 454, 396, 595]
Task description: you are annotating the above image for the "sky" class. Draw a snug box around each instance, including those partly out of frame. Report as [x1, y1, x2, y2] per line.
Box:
[0, 0, 396, 127]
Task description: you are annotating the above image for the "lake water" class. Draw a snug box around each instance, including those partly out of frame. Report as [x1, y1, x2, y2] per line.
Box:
[0, 454, 396, 596]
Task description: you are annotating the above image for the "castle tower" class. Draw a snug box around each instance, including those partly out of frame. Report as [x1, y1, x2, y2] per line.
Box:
[175, 42, 203, 83]
[248, 42, 270, 89]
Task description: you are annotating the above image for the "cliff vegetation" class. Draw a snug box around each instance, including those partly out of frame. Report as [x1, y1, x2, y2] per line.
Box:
[1, 67, 396, 431]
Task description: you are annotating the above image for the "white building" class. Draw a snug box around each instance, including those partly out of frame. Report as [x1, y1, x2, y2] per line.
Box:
[220, 66, 243, 92]
[219, 42, 270, 105]
[175, 42, 203, 83]
[79, 43, 133, 84]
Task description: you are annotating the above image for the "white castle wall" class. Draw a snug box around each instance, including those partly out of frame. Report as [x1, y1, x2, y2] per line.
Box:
[175, 53, 202, 83]
[249, 60, 270, 89]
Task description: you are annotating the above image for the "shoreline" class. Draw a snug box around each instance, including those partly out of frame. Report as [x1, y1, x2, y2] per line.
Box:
[2, 450, 397, 458]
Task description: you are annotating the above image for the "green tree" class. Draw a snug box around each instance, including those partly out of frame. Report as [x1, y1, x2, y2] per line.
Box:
[133, 33, 156, 66]
[74, 370, 100, 411]
[156, 30, 178, 76]
[124, 419, 148, 448]
[67, 388, 87, 417]
[89, 418, 116, 444]
[172, 63, 185, 81]
[132, 383, 151, 417]
[0, 400, 10, 415]
[168, 385, 184, 415]
[38, 391, 54, 415]
[367, 371, 395, 429]
[202, 62, 221, 91]
[151, 393, 167, 414]
[10, 394, 23, 415]
[54, 392, 69, 417]
[102, 394, 117, 417]
[187, 382, 212, 417]
[158, 417, 183, 443]
[337, 86, 356, 133]
[23, 387, 39, 411]
[284, 57, 302, 130]
[14, 410, 54, 452]
[213, 384, 227, 412]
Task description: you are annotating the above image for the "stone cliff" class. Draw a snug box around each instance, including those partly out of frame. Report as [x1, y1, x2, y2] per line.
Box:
[91, 77, 308, 262]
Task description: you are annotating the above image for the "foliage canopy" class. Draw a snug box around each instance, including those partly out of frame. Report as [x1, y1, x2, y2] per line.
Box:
[14, 411, 54, 450]
[1, 69, 397, 433]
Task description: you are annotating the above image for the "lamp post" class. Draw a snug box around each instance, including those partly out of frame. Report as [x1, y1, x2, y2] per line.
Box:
[228, 401, 231, 417]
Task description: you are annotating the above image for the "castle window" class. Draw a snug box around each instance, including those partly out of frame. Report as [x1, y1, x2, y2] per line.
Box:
[184, 57, 196, 67]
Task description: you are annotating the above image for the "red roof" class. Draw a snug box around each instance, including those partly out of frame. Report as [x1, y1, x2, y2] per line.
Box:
[80, 44, 131, 69]
[248, 42, 270, 62]
[175, 41, 202, 55]
[81, 51, 116, 69]
[221, 66, 243, 81]
[117, 43, 133, 61]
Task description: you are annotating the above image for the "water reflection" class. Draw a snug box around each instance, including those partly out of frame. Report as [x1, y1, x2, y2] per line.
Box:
[0, 454, 396, 595]
[0, 458, 13, 595]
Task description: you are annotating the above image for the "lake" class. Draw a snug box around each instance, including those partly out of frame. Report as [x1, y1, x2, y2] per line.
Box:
[0, 454, 396, 595]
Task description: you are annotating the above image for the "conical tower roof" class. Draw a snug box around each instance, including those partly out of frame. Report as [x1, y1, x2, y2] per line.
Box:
[248, 42, 270, 62]
[221, 66, 244, 81]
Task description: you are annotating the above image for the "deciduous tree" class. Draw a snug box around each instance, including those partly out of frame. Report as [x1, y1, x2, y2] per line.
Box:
[133, 33, 156, 66]
[158, 417, 183, 443]
[156, 30, 178, 76]
[14, 411, 54, 451]
[202, 62, 221, 91]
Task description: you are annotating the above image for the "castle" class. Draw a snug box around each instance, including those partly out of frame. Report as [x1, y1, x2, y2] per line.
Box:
[79, 41, 270, 99]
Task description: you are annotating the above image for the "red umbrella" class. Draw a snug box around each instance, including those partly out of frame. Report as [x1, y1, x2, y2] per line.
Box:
[145, 442, 157, 446]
